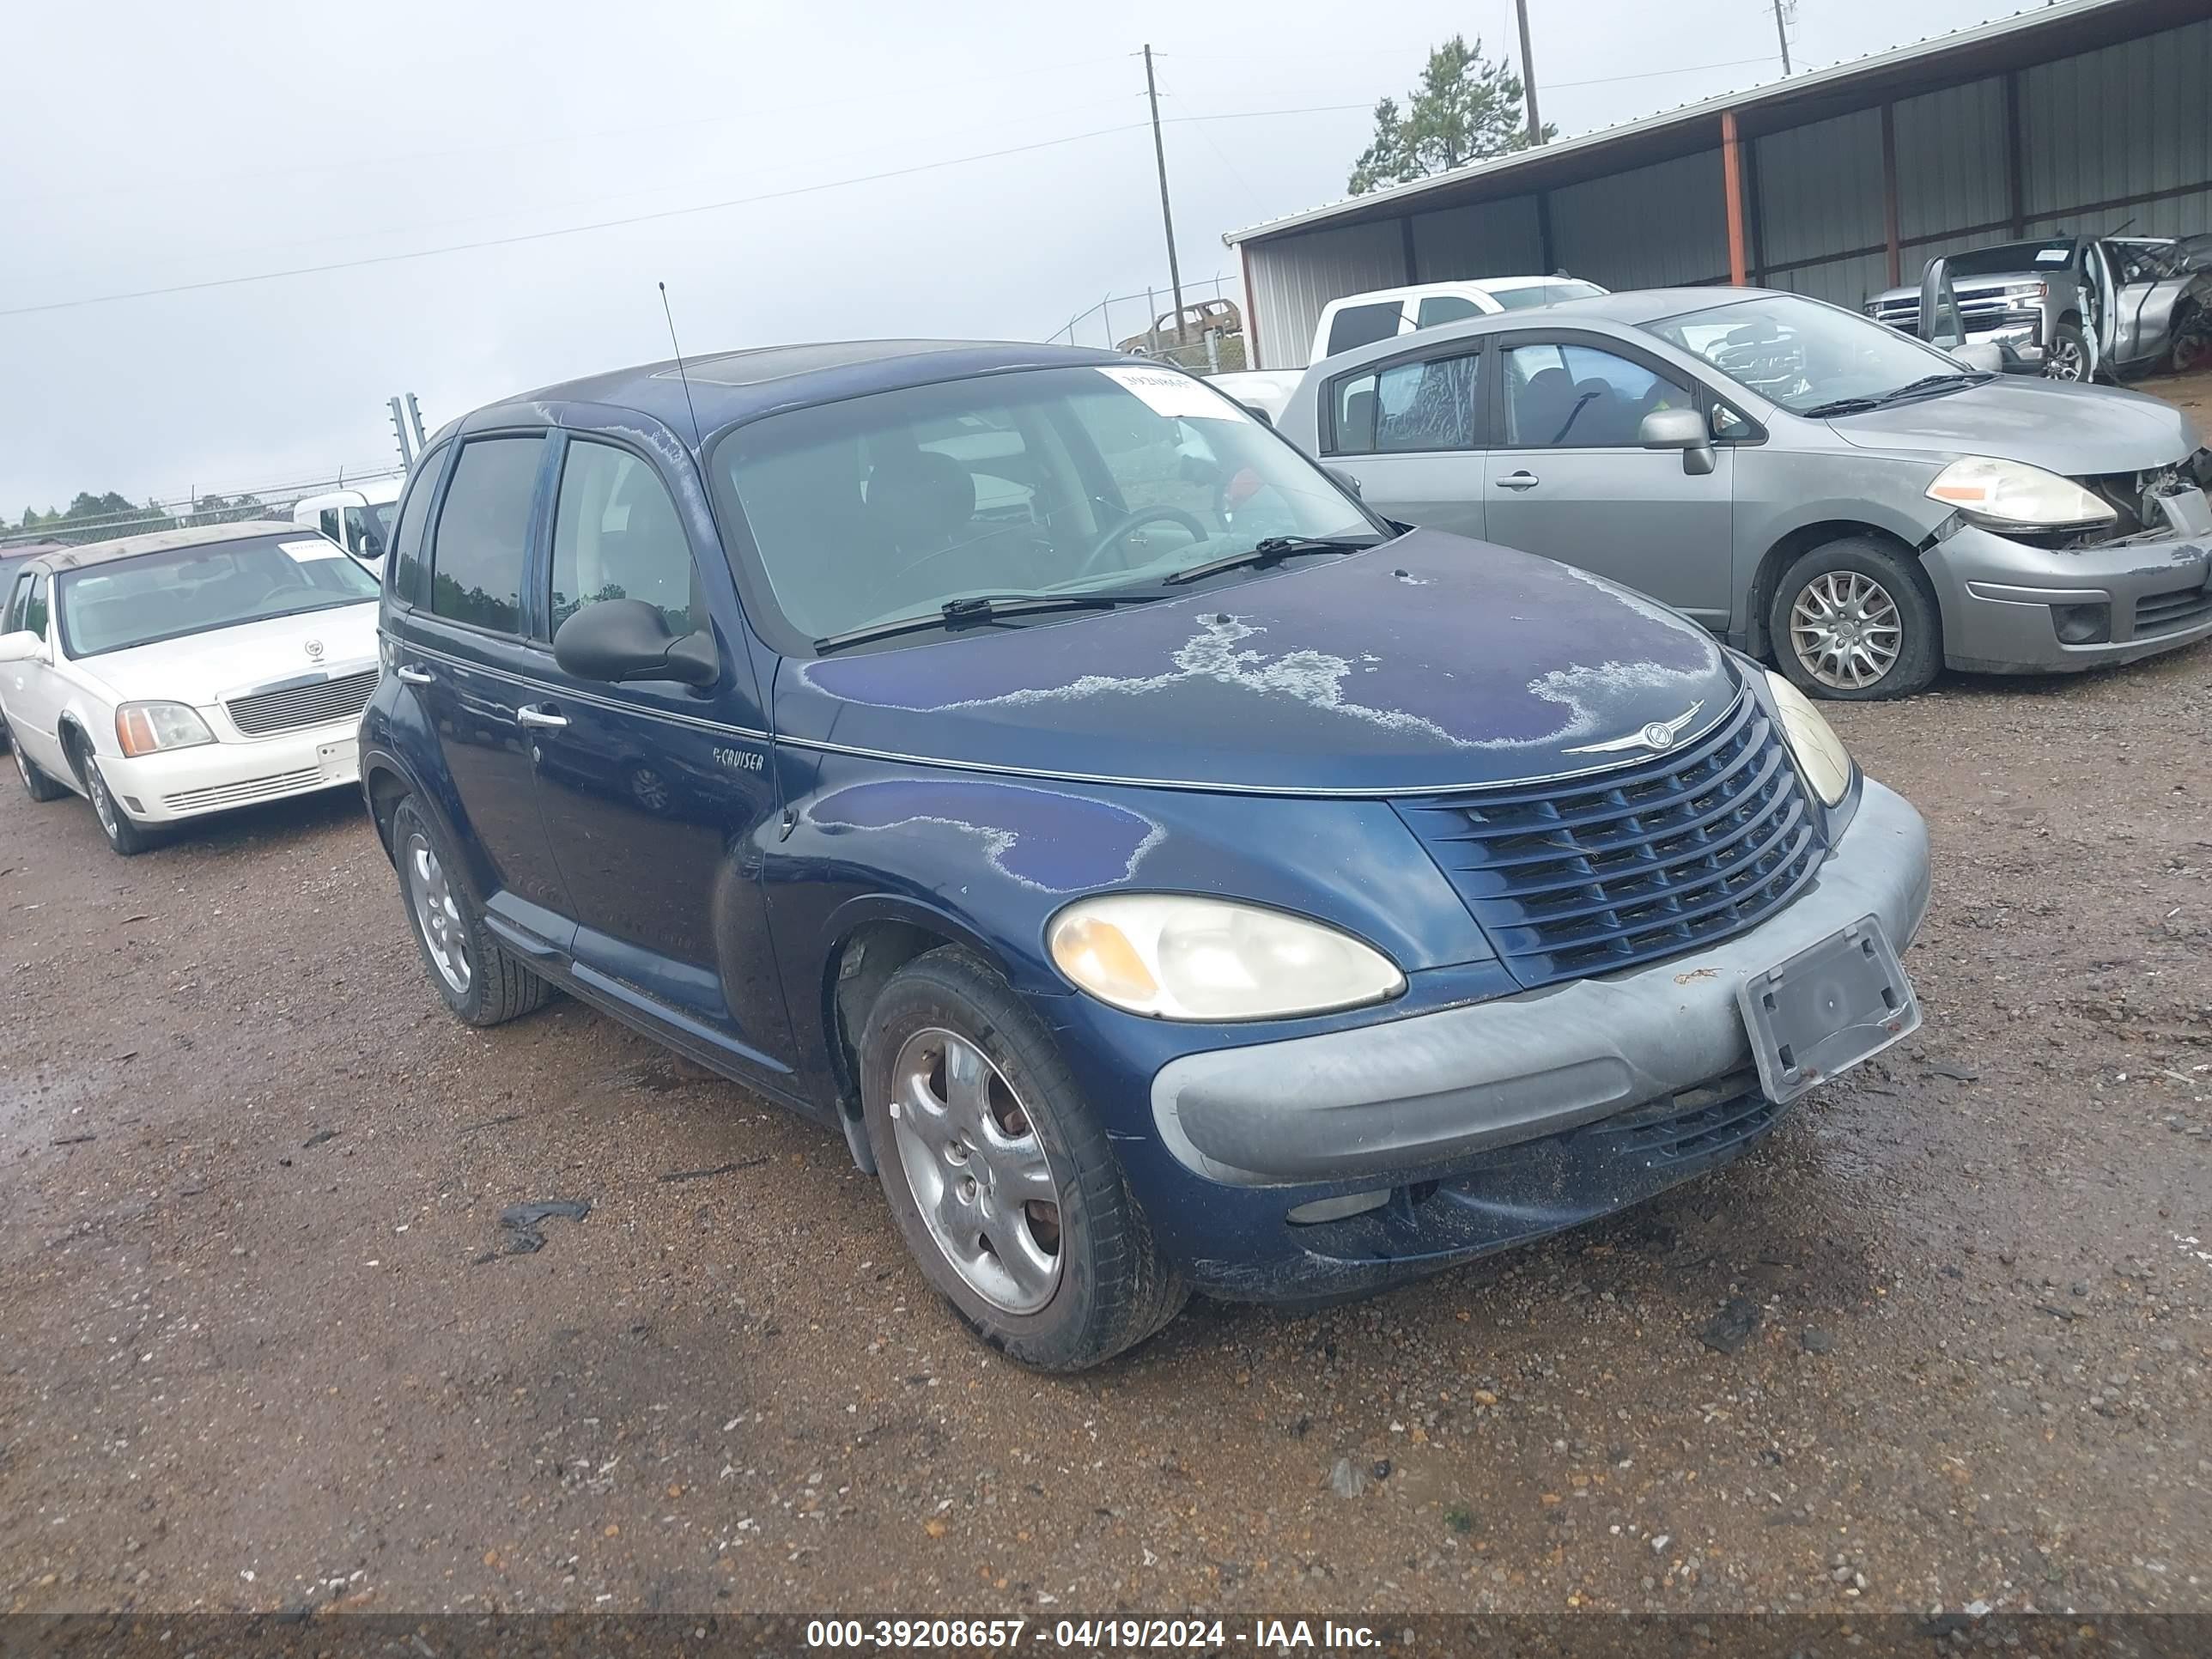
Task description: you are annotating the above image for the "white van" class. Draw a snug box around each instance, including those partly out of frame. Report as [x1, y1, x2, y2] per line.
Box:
[1309, 276, 1607, 365]
[291, 477, 402, 571]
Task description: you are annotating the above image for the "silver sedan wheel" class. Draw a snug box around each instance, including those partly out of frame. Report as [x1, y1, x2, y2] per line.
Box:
[85, 763, 121, 838]
[887, 1026, 1063, 1315]
[2045, 335, 2087, 380]
[404, 830, 471, 995]
[1789, 569, 1903, 691]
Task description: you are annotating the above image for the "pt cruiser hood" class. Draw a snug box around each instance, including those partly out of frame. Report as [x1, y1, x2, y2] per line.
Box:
[779, 530, 1737, 795]
[1826, 376, 2199, 476]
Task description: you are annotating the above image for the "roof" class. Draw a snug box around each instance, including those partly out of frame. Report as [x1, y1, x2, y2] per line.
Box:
[1225, 0, 2200, 247]
[27, 519, 303, 573]
[481, 338, 1132, 447]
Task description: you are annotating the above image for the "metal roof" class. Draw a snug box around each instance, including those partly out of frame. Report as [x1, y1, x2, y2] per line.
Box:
[1224, 0, 2199, 248]
[27, 520, 302, 572]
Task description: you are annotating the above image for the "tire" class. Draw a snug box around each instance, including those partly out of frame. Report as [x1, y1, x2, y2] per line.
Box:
[72, 738, 159, 855]
[860, 945, 1186, 1372]
[2169, 305, 2209, 375]
[9, 717, 69, 802]
[389, 795, 552, 1027]
[1768, 537, 1941, 701]
[2045, 321, 2090, 382]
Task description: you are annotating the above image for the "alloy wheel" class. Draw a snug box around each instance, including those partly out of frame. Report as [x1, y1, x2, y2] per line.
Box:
[2045, 337, 2086, 380]
[887, 1026, 1064, 1314]
[1790, 569, 1903, 691]
[404, 830, 472, 994]
[86, 765, 120, 839]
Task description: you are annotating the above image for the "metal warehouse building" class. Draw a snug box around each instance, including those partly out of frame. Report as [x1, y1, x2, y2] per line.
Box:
[1225, 0, 2212, 368]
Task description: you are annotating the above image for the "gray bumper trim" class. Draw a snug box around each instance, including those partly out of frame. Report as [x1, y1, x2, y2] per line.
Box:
[1151, 780, 1932, 1188]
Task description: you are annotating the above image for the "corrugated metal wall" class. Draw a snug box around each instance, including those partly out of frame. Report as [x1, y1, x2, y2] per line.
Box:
[1240, 13, 2211, 365]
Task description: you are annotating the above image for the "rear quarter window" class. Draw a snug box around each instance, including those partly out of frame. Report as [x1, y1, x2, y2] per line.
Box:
[1326, 301, 1406, 357]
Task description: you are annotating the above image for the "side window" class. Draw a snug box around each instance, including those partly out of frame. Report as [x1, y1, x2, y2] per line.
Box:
[1500, 342, 1691, 448]
[1711, 401, 1754, 441]
[428, 436, 543, 634]
[1328, 352, 1480, 454]
[1414, 295, 1482, 328]
[344, 505, 386, 559]
[1326, 301, 1406, 357]
[4, 572, 30, 632]
[550, 441, 700, 636]
[21, 572, 51, 638]
[389, 446, 448, 604]
[318, 507, 343, 544]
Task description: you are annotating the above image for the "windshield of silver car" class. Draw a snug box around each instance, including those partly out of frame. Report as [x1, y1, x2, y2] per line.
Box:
[1641, 294, 1978, 416]
[57, 534, 380, 657]
[714, 364, 1379, 647]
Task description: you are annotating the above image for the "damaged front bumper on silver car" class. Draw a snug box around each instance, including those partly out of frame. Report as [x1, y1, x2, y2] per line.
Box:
[1151, 780, 1931, 1189]
[1923, 486, 2212, 674]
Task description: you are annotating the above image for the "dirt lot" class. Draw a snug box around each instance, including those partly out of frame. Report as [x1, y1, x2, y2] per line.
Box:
[5, 399, 2212, 1621]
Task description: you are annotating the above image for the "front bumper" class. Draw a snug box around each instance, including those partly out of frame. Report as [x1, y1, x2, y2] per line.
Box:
[104, 721, 362, 823]
[1923, 495, 2212, 674]
[1134, 781, 1929, 1302]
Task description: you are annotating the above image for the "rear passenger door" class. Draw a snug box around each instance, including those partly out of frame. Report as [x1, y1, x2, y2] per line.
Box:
[390, 431, 576, 950]
[527, 434, 793, 1068]
[1319, 346, 1488, 541]
[1481, 332, 1735, 628]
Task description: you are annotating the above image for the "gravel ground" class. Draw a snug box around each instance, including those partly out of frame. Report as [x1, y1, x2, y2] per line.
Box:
[4, 384, 2212, 1620]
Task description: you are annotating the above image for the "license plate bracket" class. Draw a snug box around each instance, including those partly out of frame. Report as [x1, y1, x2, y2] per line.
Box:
[1736, 915, 1919, 1103]
[316, 738, 358, 783]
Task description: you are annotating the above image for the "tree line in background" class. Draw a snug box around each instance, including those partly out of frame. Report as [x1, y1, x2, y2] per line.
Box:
[9, 489, 270, 545]
[1348, 34, 1554, 196]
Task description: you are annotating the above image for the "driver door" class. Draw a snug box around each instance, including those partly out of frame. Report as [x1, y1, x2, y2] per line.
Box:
[1916, 257, 1965, 352]
[2081, 240, 2120, 380]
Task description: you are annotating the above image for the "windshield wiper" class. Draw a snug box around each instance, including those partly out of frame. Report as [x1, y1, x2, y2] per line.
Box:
[812, 591, 1170, 653]
[1802, 371, 1994, 420]
[1161, 535, 1379, 586]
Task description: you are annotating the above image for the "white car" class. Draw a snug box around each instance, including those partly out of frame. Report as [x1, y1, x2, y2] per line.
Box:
[1310, 275, 1608, 364]
[291, 477, 402, 574]
[0, 520, 381, 855]
[1204, 368, 1304, 424]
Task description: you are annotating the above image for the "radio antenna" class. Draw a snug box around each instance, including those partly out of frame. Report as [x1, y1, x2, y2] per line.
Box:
[658, 281, 704, 447]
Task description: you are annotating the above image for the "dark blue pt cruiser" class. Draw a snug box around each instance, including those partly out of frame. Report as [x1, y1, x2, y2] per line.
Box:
[359, 341, 1931, 1370]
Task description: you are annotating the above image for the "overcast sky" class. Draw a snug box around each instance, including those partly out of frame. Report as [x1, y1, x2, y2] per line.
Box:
[2, 0, 2033, 511]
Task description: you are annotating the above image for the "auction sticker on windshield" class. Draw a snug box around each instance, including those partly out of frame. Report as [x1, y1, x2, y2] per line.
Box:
[1097, 364, 1248, 422]
[282, 538, 348, 562]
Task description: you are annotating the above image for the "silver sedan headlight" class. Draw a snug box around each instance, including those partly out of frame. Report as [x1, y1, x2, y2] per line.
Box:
[115, 701, 215, 757]
[1048, 895, 1405, 1021]
[1926, 456, 2114, 530]
[1764, 672, 1853, 807]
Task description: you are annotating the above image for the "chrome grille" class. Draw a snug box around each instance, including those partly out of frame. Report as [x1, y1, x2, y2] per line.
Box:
[1395, 694, 1823, 989]
[1869, 294, 2023, 334]
[163, 766, 327, 813]
[226, 669, 377, 736]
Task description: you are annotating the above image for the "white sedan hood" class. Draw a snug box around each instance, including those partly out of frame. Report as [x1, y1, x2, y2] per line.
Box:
[74, 602, 380, 708]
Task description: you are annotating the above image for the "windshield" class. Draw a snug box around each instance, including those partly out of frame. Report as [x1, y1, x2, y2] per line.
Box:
[1640, 293, 1969, 415]
[1491, 280, 1605, 310]
[714, 363, 1377, 648]
[56, 533, 380, 657]
[1943, 238, 2075, 279]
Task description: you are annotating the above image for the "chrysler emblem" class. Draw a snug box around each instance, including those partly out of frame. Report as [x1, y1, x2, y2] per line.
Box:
[1565, 700, 1705, 757]
[304, 639, 325, 661]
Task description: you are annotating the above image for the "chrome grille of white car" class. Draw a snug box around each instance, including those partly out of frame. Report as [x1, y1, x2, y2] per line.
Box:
[226, 669, 377, 736]
[162, 766, 327, 814]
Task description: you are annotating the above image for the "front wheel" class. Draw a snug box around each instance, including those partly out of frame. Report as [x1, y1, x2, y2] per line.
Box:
[2045, 321, 2090, 381]
[1769, 538, 1941, 701]
[79, 748, 159, 855]
[860, 946, 1186, 1371]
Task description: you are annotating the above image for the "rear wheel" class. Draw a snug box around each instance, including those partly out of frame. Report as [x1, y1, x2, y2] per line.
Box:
[860, 946, 1186, 1371]
[390, 796, 551, 1026]
[9, 719, 68, 802]
[1769, 538, 1941, 701]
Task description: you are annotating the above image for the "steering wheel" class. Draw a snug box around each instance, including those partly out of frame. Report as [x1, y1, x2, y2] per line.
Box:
[247, 585, 320, 614]
[1070, 506, 1209, 582]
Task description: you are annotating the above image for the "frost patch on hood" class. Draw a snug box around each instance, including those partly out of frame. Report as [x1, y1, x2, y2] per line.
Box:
[810, 598, 1723, 753]
[807, 780, 1163, 892]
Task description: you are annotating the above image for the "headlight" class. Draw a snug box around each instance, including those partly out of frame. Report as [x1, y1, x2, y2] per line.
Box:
[1048, 895, 1404, 1021]
[115, 701, 215, 757]
[1763, 672, 1853, 807]
[2000, 281, 2048, 300]
[1926, 456, 2114, 529]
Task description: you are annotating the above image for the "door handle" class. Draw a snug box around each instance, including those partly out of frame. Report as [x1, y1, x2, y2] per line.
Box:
[394, 665, 434, 685]
[516, 704, 568, 729]
[1495, 471, 1540, 490]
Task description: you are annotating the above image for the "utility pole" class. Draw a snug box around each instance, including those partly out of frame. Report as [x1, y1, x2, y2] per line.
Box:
[1771, 0, 1794, 75]
[1514, 0, 1544, 145]
[1142, 45, 1188, 347]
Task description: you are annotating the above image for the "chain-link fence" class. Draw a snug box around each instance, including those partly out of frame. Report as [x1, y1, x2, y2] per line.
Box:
[3, 464, 410, 551]
[1045, 273, 1249, 374]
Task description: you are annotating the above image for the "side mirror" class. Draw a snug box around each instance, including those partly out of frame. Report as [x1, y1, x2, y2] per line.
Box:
[1326, 465, 1364, 498]
[1638, 408, 1717, 477]
[552, 599, 718, 689]
[0, 629, 44, 665]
